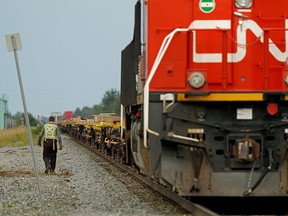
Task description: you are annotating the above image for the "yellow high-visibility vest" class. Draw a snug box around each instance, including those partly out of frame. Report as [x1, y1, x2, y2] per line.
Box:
[44, 123, 57, 140]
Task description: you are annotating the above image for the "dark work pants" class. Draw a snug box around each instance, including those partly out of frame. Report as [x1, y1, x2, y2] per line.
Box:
[43, 139, 58, 170]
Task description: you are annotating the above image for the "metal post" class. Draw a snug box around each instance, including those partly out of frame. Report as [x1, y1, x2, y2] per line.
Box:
[11, 35, 44, 206]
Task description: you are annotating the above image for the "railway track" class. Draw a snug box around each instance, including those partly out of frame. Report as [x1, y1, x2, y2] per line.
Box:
[66, 134, 219, 216]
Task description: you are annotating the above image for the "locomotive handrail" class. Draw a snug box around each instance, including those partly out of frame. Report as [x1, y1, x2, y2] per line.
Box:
[143, 27, 193, 148]
[167, 132, 199, 142]
[162, 93, 175, 113]
[143, 26, 226, 148]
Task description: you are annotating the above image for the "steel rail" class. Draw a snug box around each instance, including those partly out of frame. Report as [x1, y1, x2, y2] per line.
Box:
[65, 134, 219, 216]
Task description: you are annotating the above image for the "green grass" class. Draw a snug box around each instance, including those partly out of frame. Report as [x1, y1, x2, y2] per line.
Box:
[0, 126, 41, 148]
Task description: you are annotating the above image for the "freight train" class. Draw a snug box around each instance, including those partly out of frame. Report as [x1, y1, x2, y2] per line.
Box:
[59, 113, 124, 162]
[120, 0, 288, 212]
[60, 0, 288, 213]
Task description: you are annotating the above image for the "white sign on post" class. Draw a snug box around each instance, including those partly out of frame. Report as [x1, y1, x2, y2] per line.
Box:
[5, 32, 44, 205]
[5, 33, 22, 52]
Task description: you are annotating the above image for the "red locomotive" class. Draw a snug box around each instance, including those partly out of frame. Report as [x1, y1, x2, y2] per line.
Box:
[121, 0, 288, 213]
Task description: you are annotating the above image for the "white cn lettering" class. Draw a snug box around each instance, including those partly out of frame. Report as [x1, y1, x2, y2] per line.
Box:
[189, 19, 288, 63]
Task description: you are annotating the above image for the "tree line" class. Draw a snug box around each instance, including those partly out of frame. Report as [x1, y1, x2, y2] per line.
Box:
[74, 88, 120, 118]
[9, 88, 120, 127]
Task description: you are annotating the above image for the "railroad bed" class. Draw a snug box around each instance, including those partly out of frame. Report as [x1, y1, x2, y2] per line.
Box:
[0, 135, 189, 216]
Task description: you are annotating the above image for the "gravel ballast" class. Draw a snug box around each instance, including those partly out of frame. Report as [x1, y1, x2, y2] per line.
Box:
[0, 135, 188, 216]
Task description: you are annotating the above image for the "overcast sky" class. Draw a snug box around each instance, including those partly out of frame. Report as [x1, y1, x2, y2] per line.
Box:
[0, 0, 136, 118]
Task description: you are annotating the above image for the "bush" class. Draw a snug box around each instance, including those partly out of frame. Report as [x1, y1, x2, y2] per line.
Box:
[0, 127, 40, 148]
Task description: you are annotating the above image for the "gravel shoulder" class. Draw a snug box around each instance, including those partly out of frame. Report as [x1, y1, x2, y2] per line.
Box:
[0, 135, 188, 216]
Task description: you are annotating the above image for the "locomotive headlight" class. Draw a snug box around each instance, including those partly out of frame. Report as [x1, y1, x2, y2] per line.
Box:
[188, 73, 205, 89]
[235, 0, 252, 8]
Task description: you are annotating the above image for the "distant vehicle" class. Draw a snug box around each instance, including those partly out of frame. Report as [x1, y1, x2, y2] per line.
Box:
[62, 111, 74, 120]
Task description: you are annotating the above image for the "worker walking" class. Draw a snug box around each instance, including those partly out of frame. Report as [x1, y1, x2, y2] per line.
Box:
[38, 116, 63, 174]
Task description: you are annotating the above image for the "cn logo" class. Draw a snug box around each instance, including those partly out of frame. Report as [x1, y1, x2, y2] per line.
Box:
[199, 0, 215, 13]
[190, 19, 288, 63]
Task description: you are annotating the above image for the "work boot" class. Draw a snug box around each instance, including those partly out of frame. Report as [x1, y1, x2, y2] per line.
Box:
[45, 165, 51, 174]
[45, 168, 49, 174]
